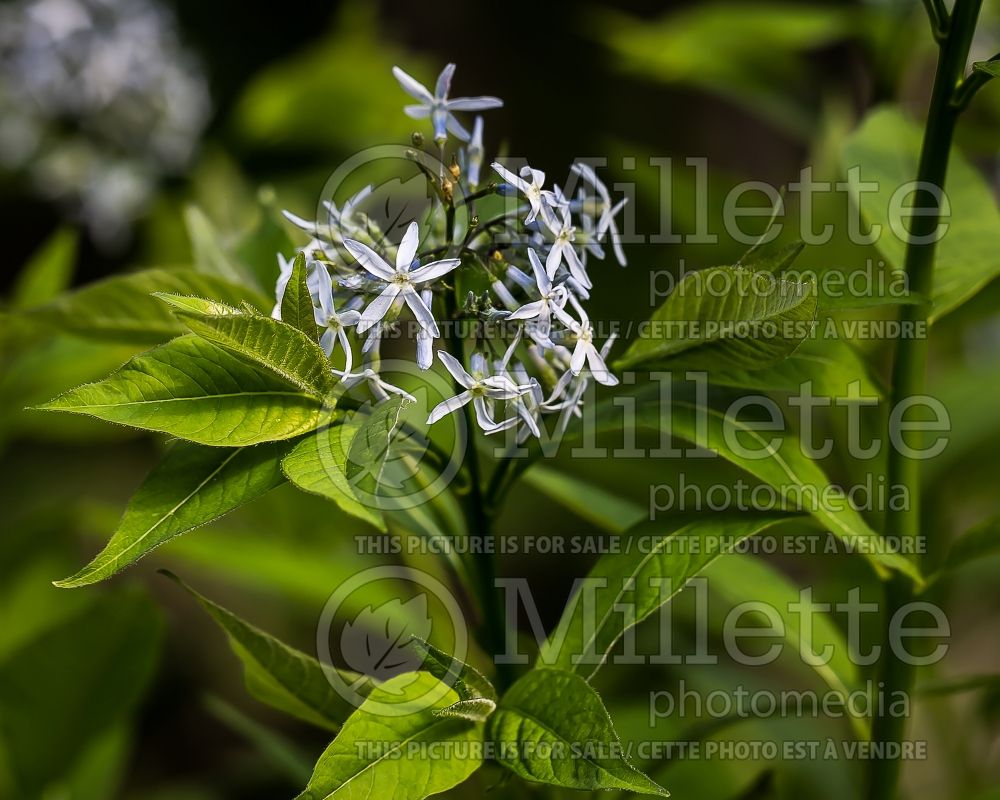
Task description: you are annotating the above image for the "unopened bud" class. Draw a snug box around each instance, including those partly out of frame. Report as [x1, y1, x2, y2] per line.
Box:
[411, 131, 424, 147]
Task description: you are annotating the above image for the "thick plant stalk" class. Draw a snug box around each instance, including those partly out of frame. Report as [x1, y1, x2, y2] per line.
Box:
[867, 1, 983, 797]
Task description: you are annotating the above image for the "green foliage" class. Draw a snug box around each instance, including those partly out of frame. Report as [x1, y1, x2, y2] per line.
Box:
[0, 589, 162, 799]
[540, 515, 790, 676]
[165, 572, 371, 731]
[616, 267, 817, 370]
[487, 668, 667, 795]
[55, 441, 291, 587]
[38, 335, 328, 445]
[842, 105, 1000, 320]
[281, 252, 322, 339]
[22, 267, 270, 344]
[296, 672, 483, 800]
[9, 227, 78, 310]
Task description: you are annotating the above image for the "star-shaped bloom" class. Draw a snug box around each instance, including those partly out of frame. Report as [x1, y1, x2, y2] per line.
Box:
[507, 248, 567, 345]
[282, 184, 372, 245]
[544, 202, 591, 289]
[344, 221, 460, 338]
[491, 162, 561, 225]
[393, 63, 502, 143]
[571, 162, 628, 266]
[333, 366, 416, 404]
[427, 352, 532, 433]
[313, 261, 361, 371]
[553, 296, 618, 386]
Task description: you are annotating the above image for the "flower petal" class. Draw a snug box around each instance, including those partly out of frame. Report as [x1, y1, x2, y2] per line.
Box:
[445, 96, 503, 111]
[357, 284, 400, 333]
[409, 257, 461, 283]
[427, 391, 472, 425]
[344, 238, 396, 281]
[392, 66, 433, 103]
[396, 221, 420, 270]
[437, 350, 475, 389]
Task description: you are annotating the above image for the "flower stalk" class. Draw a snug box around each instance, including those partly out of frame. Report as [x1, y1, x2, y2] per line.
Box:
[868, 1, 983, 797]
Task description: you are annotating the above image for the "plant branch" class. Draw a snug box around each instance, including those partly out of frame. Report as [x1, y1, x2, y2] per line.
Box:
[867, 2, 983, 798]
[922, 0, 950, 42]
[952, 54, 1000, 111]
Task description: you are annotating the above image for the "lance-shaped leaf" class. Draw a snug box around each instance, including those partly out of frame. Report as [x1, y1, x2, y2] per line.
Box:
[296, 672, 483, 800]
[54, 441, 290, 588]
[704, 552, 867, 739]
[540, 515, 790, 677]
[167, 305, 337, 395]
[737, 239, 805, 274]
[522, 388, 920, 583]
[973, 60, 1000, 79]
[933, 515, 1000, 582]
[616, 266, 817, 370]
[487, 668, 667, 796]
[410, 637, 497, 722]
[842, 105, 1000, 320]
[11, 227, 78, 309]
[37, 335, 327, 446]
[666, 400, 920, 582]
[281, 422, 387, 531]
[164, 572, 371, 731]
[23, 268, 270, 343]
[281, 252, 322, 339]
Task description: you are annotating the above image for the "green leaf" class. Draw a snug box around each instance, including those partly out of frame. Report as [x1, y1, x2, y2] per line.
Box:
[164, 571, 371, 731]
[737, 239, 805, 274]
[973, 60, 1000, 79]
[540, 515, 790, 677]
[346, 395, 415, 481]
[281, 252, 322, 339]
[38, 335, 327, 446]
[708, 337, 885, 399]
[54, 440, 290, 588]
[704, 553, 867, 738]
[296, 671, 483, 800]
[487, 668, 667, 795]
[616, 267, 817, 370]
[185, 205, 253, 286]
[281, 422, 387, 531]
[937, 515, 1000, 577]
[153, 293, 242, 316]
[523, 465, 647, 533]
[23, 267, 270, 343]
[842, 105, 1000, 320]
[0, 589, 162, 798]
[409, 637, 496, 721]
[11, 228, 78, 309]
[168, 305, 337, 395]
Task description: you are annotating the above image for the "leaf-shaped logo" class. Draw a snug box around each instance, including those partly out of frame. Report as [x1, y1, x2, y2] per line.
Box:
[340, 594, 432, 687]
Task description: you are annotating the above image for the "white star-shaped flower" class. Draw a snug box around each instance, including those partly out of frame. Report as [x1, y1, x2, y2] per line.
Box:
[313, 261, 361, 371]
[553, 296, 618, 386]
[344, 221, 460, 338]
[572, 162, 628, 266]
[507, 248, 568, 345]
[427, 352, 532, 433]
[393, 63, 502, 143]
[491, 162, 562, 225]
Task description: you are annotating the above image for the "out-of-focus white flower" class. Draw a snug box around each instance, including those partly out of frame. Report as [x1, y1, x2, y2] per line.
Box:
[0, 0, 210, 245]
[572, 162, 628, 266]
[393, 63, 502, 143]
[466, 116, 485, 187]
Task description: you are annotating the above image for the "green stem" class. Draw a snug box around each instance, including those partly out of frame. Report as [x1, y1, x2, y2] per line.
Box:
[443, 202, 514, 691]
[867, 2, 981, 798]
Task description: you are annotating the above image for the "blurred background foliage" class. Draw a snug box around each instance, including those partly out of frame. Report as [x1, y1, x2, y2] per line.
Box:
[1, 0, 999, 798]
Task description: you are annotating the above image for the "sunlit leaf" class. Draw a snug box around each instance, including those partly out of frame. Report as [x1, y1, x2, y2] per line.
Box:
[487, 668, 667, 795]
[10, 228, 78, 310]
[38, 335, 327, 446]
[296, 672, 482, 800]
[55, 440, 291, 587]
[616, 267, 817, 370]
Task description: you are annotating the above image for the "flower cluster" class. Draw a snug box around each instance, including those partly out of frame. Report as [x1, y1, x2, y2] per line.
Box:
[0, 0, 210, 246]
[275, 64, 627, 441]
